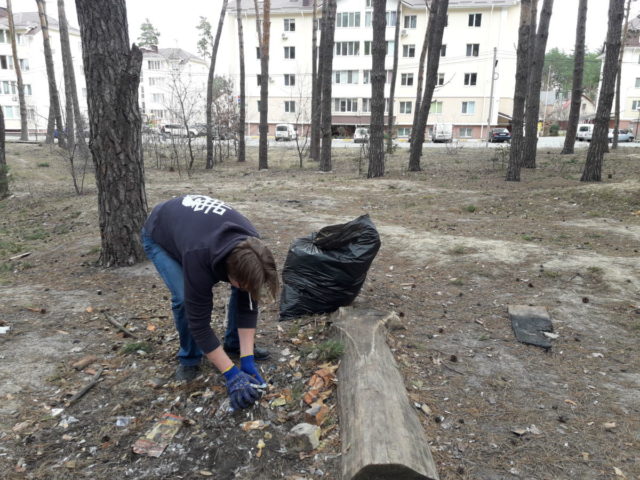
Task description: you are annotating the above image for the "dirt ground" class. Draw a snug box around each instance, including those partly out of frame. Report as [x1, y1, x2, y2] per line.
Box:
[0, 141, 639, 480]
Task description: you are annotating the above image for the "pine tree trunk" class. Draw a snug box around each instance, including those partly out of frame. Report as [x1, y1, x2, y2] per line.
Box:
[386, 0, 401, 155]
[257, 0, 270, 170]
[312, 0, 327, 163]
[236, 0, 246, 162]
[411, 5, 434, 140]
[0, 106, 7, 199]
[76, 0, 147, 266]
[582, 0, 625, 182]
[309, 0, 320, 160]
[58, 0, 89, 159]
[36, 0, 65, 149]
[561, 0, 587, 155]
[57, 0, 74, 152]
[206, 0, 228, 169]
[368, 0, 387, 178]
[408, 0, 448, 172]
[7, 0, 28, 141]
[506, 0, 533, 181]
[46, 103, 55, 143]
[612, 0, 631, 150]
[522, 0, 554, 169]
[319, 0, 337, 172]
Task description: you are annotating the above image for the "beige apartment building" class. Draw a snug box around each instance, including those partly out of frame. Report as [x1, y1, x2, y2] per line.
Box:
[218, 0, 521, 140]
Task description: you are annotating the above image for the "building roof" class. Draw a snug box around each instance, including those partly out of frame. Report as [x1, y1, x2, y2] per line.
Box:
[402, 0, 519, 7]
[142, 47, 207, 65]
[0, 10, 80, 35]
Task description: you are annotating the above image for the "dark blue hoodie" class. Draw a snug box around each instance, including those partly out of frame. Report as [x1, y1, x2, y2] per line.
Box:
[144, 195, 259, 353]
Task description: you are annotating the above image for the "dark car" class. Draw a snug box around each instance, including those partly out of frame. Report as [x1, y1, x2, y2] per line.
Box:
[488, 127, 511, 143]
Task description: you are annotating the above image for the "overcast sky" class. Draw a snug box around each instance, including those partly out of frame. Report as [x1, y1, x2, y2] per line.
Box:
[5, 0, 636, 56]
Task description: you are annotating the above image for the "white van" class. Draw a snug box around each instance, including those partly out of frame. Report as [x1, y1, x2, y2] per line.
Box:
[576, 124, 593, 141]
[275, 123, 297, 141]
[432, 123, 453, 143]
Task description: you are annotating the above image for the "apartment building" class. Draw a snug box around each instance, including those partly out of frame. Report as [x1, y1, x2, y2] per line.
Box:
[139, 47, 209, 126]
[220, 0, 521, 139]
[0, 8, 85, 134]
[605, 17, 640, 136]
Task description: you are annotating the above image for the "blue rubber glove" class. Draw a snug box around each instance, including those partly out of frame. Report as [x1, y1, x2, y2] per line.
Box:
[224, 366, 262, 410]
[240, 355, 267, 387]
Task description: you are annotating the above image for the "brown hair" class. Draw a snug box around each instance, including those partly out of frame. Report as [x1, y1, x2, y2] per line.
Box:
[226, 237, 279, 303]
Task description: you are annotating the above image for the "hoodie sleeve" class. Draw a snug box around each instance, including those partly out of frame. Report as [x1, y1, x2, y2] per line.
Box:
[236, 289, 259, 329]
[182, 250, 220, 353]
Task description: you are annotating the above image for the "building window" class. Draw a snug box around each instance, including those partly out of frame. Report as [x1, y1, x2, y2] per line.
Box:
[284, 74, 295, 86]
[386, 41, 395, 56]
[19, 59, 29, 71]
[334, 70, 359, 84]
[398, 127, 411, 137]
[365, 12, 372, 27]
[460, 127, 473, 137]
[386, 70, 393, 84]
[148, 60, 161, 70]
[334, 98, 358, 113]
[437, 73, 444, 86]
[337, 12, 361, 28]
[402, 44, 415, 58]
[284, 100, 296, 113]
[0, 30, 7, 43]
[150, 109, 165, 119]
[464, 73, 477, 86]
[152, 93, 164, 103]
[0, 55, 14, 69]
[462, 101, 476, 114]
[468, 13, 482, 27]
[3, 106, 17, 119]
[466, 44, 479, 57]
[431, 101, 443, 114]
[401, 73, 414, 86]
[336, 41, 359, 56]
[149, 77, 164, 86]
[366, 0, 372, 7]
[363, 70, 370, 84]
[364, 41, 372, 55]
[404, 15, 417, 28]
[284, 18, 295, 31]
[399, 101, 412, 114]
[362, 98, 370, 112]
[441, 45, 447, 57]
[284, 46, 296, 59]
[386, 11, 397, 27]
[635, 78, 640, 88]
[633, 100, 640, 110]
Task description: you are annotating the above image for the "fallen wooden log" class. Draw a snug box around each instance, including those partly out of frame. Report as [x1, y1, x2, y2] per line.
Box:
[66, 366, 104, 407]
[333, 307, 439, 480]
[104, 312, 139, 339]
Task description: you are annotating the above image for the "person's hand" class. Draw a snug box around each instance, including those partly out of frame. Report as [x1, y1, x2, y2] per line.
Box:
[240, 355, 267, 387]
[224, 366, 262, 410]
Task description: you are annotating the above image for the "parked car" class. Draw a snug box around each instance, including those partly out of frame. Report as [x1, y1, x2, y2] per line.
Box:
[160, 123, 198, 138]
[431, 123, 453, 143]
[487, 127, 511, 143]
[275, 123, 297, 141]
[608, 128, 635, 142]
[353, 127, 369, 143]
[576, 124, 593, 141]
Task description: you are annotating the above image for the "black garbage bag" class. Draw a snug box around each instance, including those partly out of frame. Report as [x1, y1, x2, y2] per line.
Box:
[279, 214, 381, 320]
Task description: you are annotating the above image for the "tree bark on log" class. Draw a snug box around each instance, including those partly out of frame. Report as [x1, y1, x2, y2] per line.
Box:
[333, 307, 439, 480]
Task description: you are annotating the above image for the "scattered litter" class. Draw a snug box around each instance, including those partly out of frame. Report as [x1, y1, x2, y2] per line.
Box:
[508, 305, 554, 350]
[543, 332, 559, 339]
[51, 408, 64, 417]
[591, 353, 604, 358]
[58, 416, 79, 429]
[0, 326, 10, 334]
[613, 467, 627, 478]
[241, 420, 268, 432]
[71, 355, 97, 370]
[199, 471, 213, 477]
[9, 252, 31, 261]
[256, 438, 266, 458]
[116, 416, 134, 427]
[132, 413, 184, 457]
[603, 422, 616, 431]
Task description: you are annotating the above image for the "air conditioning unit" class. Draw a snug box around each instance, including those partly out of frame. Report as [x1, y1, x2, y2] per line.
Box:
[401, 29, 408, 37]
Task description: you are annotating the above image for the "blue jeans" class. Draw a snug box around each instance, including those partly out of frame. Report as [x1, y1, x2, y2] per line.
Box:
[141, 230, 240, 366]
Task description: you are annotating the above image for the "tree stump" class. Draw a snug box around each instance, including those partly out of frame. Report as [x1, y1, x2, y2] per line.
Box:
[332, 307, 439, 480]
